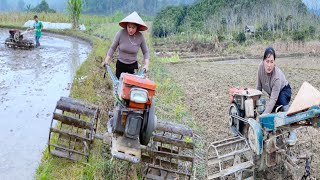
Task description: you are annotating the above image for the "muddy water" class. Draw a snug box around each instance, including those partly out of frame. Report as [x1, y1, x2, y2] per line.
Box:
[0, 28, 92, 180]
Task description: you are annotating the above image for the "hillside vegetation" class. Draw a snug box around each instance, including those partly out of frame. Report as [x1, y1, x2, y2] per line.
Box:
[0, 0, 197, 16]
[153, 0, 320, 43]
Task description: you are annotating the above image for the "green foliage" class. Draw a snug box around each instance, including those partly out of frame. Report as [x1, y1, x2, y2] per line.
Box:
[32, 0, 56, 13]
[111, 11, 124, 23]
[25, 4, 32, 12]
[309, 25, 316, 38]
[297, 1, 308, 14]
[0, 12, 111, 27]
[217, 34, 225, 42]
[152, 6, 187, 37]
[292, 30, 307, 41]
[159, 54, 180, 63]
[264, 31, 274, 41]
[152, 0, 318, 42]
[244, 39, 255, 46]
[68, 0, 82, 28]
[82, 0, 196, 16]
[235, 32, 246, 44]
[149, 48, 206, 179]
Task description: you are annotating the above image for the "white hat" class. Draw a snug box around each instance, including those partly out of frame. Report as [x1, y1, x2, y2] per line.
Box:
[119, 11, 148, 31]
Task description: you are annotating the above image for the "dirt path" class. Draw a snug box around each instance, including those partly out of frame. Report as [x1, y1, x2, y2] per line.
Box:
[0, 28, 92, 179]
[166, 56, 320, 178]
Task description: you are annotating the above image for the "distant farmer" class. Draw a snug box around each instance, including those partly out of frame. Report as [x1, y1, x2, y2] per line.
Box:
[102, 11, 150, 79]
[32, 15, 43, 48]
[256, 47, 297, 145]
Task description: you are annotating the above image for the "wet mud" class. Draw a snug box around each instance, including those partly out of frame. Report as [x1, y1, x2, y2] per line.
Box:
[0, 28, 92, 179]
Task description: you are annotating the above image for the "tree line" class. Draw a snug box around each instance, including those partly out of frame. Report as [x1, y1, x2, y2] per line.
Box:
[0, 0, 55, 13]
[153, 0, 320, 42]
[0, 0, 196, 16]
[82, 0, 195, 15]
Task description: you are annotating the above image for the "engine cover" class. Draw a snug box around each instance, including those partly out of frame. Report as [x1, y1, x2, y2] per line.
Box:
[118, 73, 156, 104]
[125, 113, 143, 139]
[245, 98, 254, 118]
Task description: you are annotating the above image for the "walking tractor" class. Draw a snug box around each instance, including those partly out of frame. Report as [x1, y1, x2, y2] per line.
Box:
[207, 82, 320, 179]
[47, 64, 195, 179]
[5, 28, 34, 49]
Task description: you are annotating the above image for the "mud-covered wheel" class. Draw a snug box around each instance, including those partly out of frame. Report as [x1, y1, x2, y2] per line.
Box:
[229, 103, 245, 135]
[248, 126, 257, 154]
[48, 97, 99, 162]
[140, 102, 156, 145]
[5, 38, 11, 47]
[13, 33, 20, 42]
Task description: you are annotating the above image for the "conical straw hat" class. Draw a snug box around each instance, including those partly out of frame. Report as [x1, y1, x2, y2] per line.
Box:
[287, 82, 320, 116]
[119, 11, 148, 31]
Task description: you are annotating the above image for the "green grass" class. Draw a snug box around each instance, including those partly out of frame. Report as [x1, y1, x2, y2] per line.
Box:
[153, 32, 215, 44]
[157, 53, 181, 63]
[91, 22, 122, 40]
[1, 12, 205, 179]
[0, 12, 112, 26]
[32, 28, 121, 179]
[148, 50, 206, 178]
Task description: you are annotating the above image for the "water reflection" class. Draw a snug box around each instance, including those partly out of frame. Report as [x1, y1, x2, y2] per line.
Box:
[0, 28, 92, 179]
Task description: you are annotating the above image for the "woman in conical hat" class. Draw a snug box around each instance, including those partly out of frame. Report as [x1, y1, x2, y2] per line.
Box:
[102, 11, 149, 79]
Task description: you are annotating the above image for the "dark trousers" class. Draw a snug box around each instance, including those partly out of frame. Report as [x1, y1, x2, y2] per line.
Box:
[276, 84, 292, 106]
[116, 60, 138, 79]
[35, 36, 41, 46]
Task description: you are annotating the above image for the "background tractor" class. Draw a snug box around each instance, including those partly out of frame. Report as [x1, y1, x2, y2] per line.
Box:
[5, 29, 34, 49]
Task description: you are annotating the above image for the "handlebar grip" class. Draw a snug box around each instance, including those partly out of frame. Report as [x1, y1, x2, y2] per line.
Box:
[103, 65, 109, 78]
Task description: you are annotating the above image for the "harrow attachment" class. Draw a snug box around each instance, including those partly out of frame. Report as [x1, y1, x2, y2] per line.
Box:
[48, 97, 99, 161]
[47, 97, 196, 179]
[5, 38, 34, 49]
[207, 136, 254, 180]
[142, 121, 195, 180]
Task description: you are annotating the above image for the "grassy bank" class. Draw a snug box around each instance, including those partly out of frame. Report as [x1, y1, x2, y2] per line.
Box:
[0, 12, 111, 27]
[35, 30, 117, 180]
[1, 12, 205, 179]
[148, 55, 206, 178]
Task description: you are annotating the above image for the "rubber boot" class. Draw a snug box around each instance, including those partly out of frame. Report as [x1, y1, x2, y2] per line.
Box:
[282, 105, 289, 112]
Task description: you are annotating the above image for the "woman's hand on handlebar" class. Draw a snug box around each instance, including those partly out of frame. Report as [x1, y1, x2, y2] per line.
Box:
[143, 64, 149, 72]
[102, 57, 110, 67]
[102, 56, 111, 67]
[102, 61, 109, 67]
